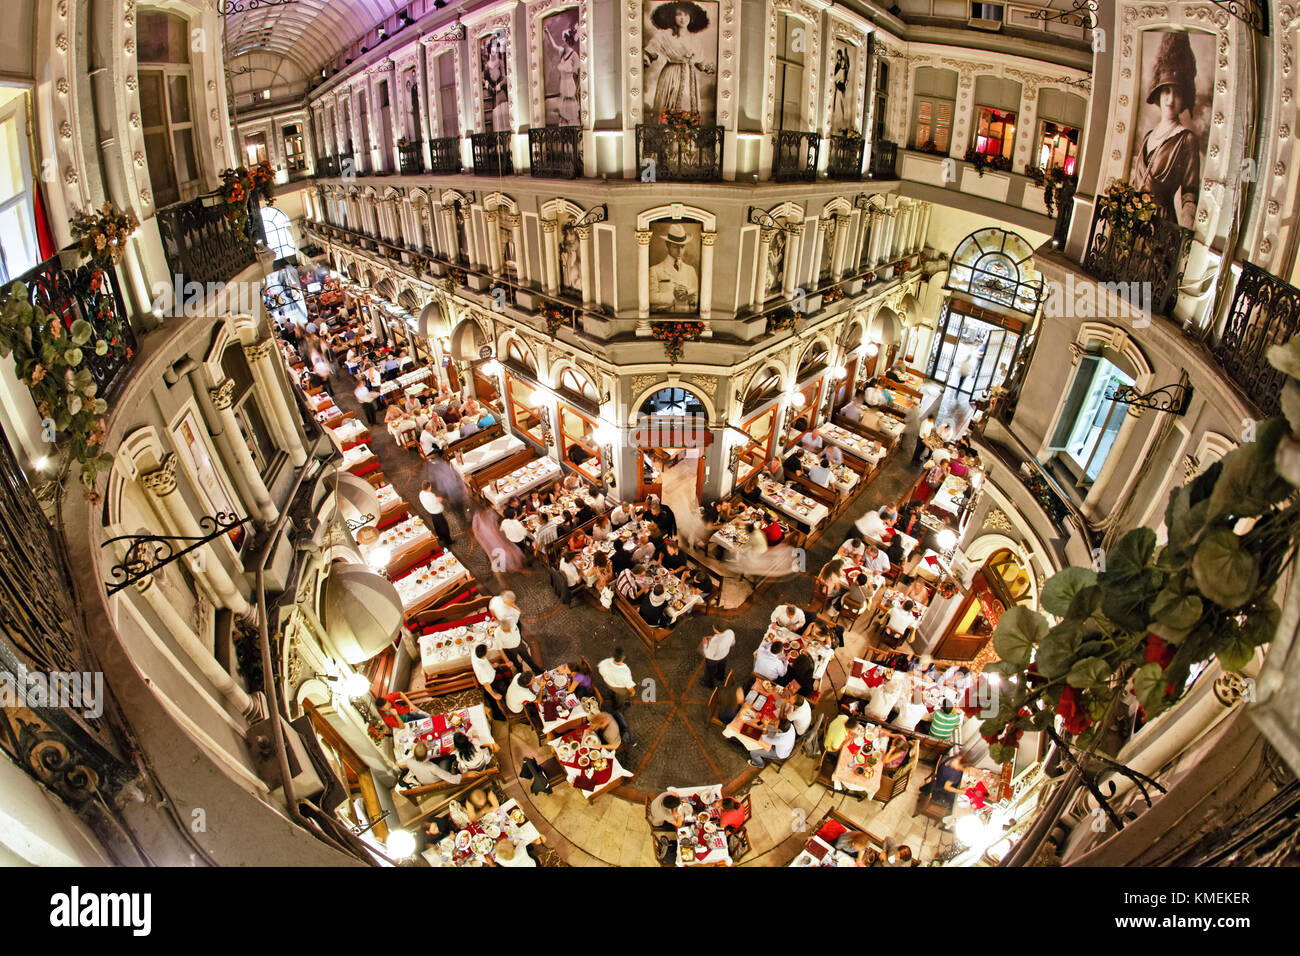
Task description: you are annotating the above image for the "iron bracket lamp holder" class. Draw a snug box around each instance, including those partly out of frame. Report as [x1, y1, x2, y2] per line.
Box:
[102, 512, 250, 595]
[1104, 381, 1194, 416]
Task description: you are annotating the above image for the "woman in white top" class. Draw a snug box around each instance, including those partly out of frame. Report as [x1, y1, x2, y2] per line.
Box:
[559, 551, 583, 588]
[451, 732, 494, 774]
[591, 516, 613, 541]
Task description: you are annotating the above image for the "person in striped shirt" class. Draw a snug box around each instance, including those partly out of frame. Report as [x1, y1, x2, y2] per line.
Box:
[926, 700, 962, 742]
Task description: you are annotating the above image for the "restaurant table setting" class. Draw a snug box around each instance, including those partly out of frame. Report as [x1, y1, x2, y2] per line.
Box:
[374, 482, 404, 518]
[484, 457, 562, 507]
[757, 474, 830, 529]
[799, 448, 859, 494]
[862, 525, 918, 562]
[722, 677, 790, 749]
[316, 405, 343, 425]
[387, 416, 419, 444]
[340, 442, 377, 473]
[632, 565, 704, 624]
[789, 834, 858, 867]
[832, 722, 889, 794]
[425, 799, 542, 868]
[955, 766, 1007, 819]
[391, 550, 471, 613]
[549, 725, 633, 798]
[764, 624, 834, 682]
[418, 616, 496, 677]
[452, 433, 526, 476]
[929, 473, 971, 520]
[330, 417, 369, 446]
[379, 365, 435, 397]
[392, 704, 491, 764]
[877, 588, 925, 637]
[879, 386, 918, 411]
[858, 409, 907, 441]
[821, 423, 887, 468]
[306, 391, 335, 411]
[912, 549, 946, 583]
[708, 505, 787, 555]
[359, 513, 433, 572]
[676, 805, 730, 866]
[531, 666, 590, 736]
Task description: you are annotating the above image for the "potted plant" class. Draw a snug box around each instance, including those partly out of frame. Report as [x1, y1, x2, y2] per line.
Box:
[651, 320, 704, 363]
[1025, 164, 1078, 218]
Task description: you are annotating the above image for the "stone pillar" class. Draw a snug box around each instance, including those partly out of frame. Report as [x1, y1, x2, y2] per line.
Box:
[754, 228, 775, 306]
[484, 208, 503, 274]
[699, 231, 716, 321]
[783, 223, 805, 299]
[832, 214, 851, 280]
[577, 225, 594, 306]
[541, 218, 560, 294]
[636, 229, 653, 317]
[1084, 404, 1145, 517]
[506, 213, 524, 280]
[131, 568, 261, 722]
[867, 212, 884, 267]
[210, 379, 278, 524]
[441, 206, 459, 261]
[141, 455, 253, 620]
[244, 338, 307, 467]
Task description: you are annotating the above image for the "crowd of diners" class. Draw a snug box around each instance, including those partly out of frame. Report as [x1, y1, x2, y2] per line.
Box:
[270, 270, 1004, 867]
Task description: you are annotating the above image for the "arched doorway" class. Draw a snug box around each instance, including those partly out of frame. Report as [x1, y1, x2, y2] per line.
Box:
[260, 206, 298, 266]
[932, 547, 1034, 662]
[634, 386, 710, 503]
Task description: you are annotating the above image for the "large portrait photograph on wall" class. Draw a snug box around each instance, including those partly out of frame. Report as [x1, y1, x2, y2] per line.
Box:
[542, 8, 582, 126]
[642, 0, 719, 125]
[647, 219, 702, 315]
[1129, 29, 1214, 230]
[480, 31, 512, 132]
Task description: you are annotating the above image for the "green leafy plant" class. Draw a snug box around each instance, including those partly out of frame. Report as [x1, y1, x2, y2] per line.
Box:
[1096, 181, 1158, 248]
[965, 146, 1013, 176]
[1025, 164, 1078, 218]
[650, 320, 704, 364]
[979, 336, 1300, 767]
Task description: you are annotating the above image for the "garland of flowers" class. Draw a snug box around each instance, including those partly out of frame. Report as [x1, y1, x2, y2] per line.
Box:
[916, 140, 944, 155]
[964, 147, 1013, 177]
[1018, 464, 1072, 527]
[978, 335, 1300, 767]
[218, 161, 276, 241]
[822, 284, 846, 305]
[1025, 165, 1078, 218]
[542, 304, 572, 337]
[69, 203, 140, 266]
[449, 267, 468, 286]
[1096, 180, 1158, 247]
[651, 320, 704, 364]
[656, 109, 703, 147]
[766, 308, 798, 334]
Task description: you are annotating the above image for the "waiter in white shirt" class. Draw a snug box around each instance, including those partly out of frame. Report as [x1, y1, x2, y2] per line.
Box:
[700, 625, 735, 689]
[648, 223, 699, 313]
[913, 414, 936, 465]
[598, 648, 637, 711]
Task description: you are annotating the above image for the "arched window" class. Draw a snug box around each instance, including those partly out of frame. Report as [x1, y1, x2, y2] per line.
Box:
[945, 228, 1043, 315]
[639, 387, 705, 419]
[260, 206, 297, 263]
[797, 340, 830, 380]
[743, 366, 784, 413]
[559, 367, 599, 404]
[505, 336, 537, 375]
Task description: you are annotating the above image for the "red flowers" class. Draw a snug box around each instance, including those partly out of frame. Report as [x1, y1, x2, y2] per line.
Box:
[1057, 685, 1092, 735]
[1144, 634, 1176, 670]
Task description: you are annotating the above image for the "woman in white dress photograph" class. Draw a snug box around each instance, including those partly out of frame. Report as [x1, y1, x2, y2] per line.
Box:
[643, 1, 717, 120]
[544, 14, 581, 126]
[482, 34, 511, 132]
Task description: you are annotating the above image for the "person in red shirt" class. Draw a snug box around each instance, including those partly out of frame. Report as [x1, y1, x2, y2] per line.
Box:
[763, 518, 784, 545]
[376, 691, 425, 729]
[718, 796, 747, 830]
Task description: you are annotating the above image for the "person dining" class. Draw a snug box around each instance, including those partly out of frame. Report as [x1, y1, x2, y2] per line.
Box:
[748, 717, 796, 767]
[853, 506, 891, 543]
[647, 792, 686, 830]
[787, 694, 813, 735]
[589, 710, 623, 750]
[753, 640, 789, 681]
[743, 522, 768, 556]
[567, 660, 597, 700]
[816, 557, 849, 611]
[590, 515, 613, 541]
[771, 604, 806, 632]
[505, 669, 537, 715]
[638, 583, 670, 628]
[558, 549, 583, 589]
[398, 741, 463, 788]
[451, 731, 498, 775]
[841, 389, 866, 423]
[863, 543, 891, 575]
[900, 573, 931, 606]
[824, 714, 858, 754]
[660, 537, 689, 575]
[494, 842, 536, 867]
[835, 831, 878, 867]
[777, 652, 816, 695]
[808, 455, 834, 489]
[716, 686, 745, 724]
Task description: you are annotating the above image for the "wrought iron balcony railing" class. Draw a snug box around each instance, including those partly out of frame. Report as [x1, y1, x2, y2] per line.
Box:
[868, 140, 898, 180]
[1215, 261, 1300, 418]
[428, 135, 463, 174]
[528, 125, 582, 179]
[771, 130, 820, 183]
[397, 139, 425, 175]
[1082, 201, 1192, 317]
[155, 194, 260, 289]
[18, 250, 137, 398]
[471, 132, 514, 175]
[826, 134, 865, 180]
[635, 123, 723, 182]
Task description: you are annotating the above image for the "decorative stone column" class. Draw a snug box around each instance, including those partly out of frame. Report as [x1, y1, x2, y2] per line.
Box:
[210, 379, 278, 524]
[541, 218, 560, 294]
[753, 228, 776, 306]
[576, 225, 594, 306]
[441, 205, 458, 261]
[141, 455, 253, 620]
[484, 208, 503, 275]
[699, 231, 716, 321]
[636, 228, 653, 317]
[506, 213, 524, 280]
[867, 212, 884, 267]
[130, 564, 262, 722]
[831, 214, 851, 280]
[880, 210, 898, 265]
[783, 222, 805, 299]
[244, 338, 307, 467]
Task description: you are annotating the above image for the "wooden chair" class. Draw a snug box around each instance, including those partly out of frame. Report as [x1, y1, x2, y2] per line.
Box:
[875, 762, 912, 807]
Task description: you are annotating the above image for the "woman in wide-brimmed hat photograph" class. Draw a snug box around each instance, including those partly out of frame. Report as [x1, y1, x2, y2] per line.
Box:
[1130, 30, 1211, 229]
[648, 221, 701, 314]
[643, 0, 718, 120]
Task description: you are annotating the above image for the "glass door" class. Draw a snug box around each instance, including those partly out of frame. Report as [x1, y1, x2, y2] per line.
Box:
[926, 307, 1021, 401]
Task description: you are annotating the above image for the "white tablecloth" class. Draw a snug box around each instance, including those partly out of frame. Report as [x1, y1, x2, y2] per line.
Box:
[424, 798, 542, 868]
[821, 423, 886, 468]
[860, 409, 906, 440]
[330, 418, 368, 446]
[392, 704, 492, 764]
[391, 551, 471, 612]
[757, 475, 829, 529]
[788, 835, 857, 867]
[340, 443, 376, 472]
[483, 458, 562, 508]
[929, 474, 969, 519]
[452, 433, 527, 476]
[418, 616, 496, 677]
[548, 727, 634, 800]
[799, 449, 858, 494]
[359, 514, 433, 572]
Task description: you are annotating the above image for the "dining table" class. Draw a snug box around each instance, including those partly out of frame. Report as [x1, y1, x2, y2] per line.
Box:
[707, 505, 789, 556]
[548, 724, 634, 799]
[756, 474, 830, 530]
[722, 677, 793, 750]
[340, 442, 378, 474]
[330, 417, 369, 447]
[676, 805, 731, 867]
[392, 703, 492, 765]
[799, 448, 859, 494]
[831, 722, 890, 795]
[316, 405, 343, 426]
[374, 482, 406, 523]
[452, 433, 527, 477]
[424, 798, 543, 868]
[788, 834, 859, 867]
[390, 550, 472, 616]
[530, 665, 591, 737]
[483, 457, 562, 508]
[763, 624, 835, 683]
[418, 616, 499, 678]
[821, 423, 887, 468]
[306, 391, 334, 412]
[928, 473, 971, 521]
[858, 409, 907, 442]
[358, 513, 434, 575]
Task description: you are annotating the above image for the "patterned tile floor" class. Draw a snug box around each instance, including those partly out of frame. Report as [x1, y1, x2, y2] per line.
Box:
[324, 363, 952, 864]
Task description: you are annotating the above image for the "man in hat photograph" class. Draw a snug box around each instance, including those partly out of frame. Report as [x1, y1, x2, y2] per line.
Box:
[648, 221, 700, 312]
[1130, 30, 1211, 229]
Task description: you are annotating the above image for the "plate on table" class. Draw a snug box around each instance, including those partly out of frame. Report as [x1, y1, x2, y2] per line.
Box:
[472, 834, 495, 856]
[455, 830, 472, 850]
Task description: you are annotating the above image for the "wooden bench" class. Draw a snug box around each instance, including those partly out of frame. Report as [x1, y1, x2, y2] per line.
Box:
[612, 590, 673, 656]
